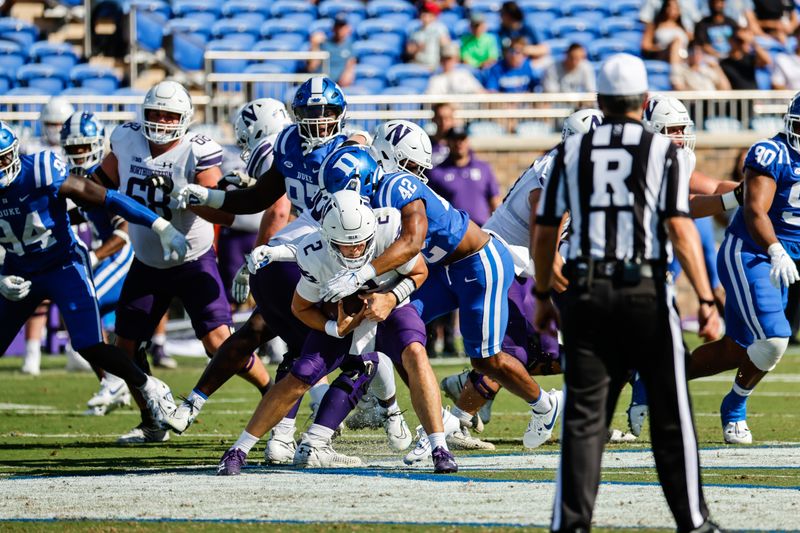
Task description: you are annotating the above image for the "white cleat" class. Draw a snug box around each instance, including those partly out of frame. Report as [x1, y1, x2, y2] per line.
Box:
[265, 428, 297, 464]
[84, 376, 131, 416]
[344, 394, 384, 430]
[627, 403, 648, 437]
[140, 376, 177, 428]
[65, 348, 93, 372]
[117, 423, 170, 444]
[607, 428, 638, 443]
[523, 389, 563, 449]
[447, 426, 496, 450]
[723, 420, 753, 444]
[383, 409, 412, 451]
[440, 370, 469, 403]
[293, 434, 363, 468]
[164, 397, 201, 434]
[21, 352, 41, 376]
[403, 426, 432, 465]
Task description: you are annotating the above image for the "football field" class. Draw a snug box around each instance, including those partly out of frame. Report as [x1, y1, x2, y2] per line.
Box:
[1, 335, 799, 532]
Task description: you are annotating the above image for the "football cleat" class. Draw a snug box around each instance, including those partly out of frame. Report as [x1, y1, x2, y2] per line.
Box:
[21, 351, 41, 376]
[116, 423, 170, 444]
[440, 370, 469, 403]
[447, 426, 495, 450]
[627, 403, 648, 437]
[344, 394, 384, 430]
[150, 344, 178, 369]
[293, 434, 363, 468]
[432, 446, 458, 473]
[164, 397, 201, 434]
[607, 428, 638, 443]
[140, 376, 177, 428]
[723, 420, 753, 444]
[84, 376, 131, 416]
[403, 426, 432, 465]
[217, 447, 247, 476]
[265, 427, 296, 464]
[523, 389, 563, 449]
[383, 409, 412, 451]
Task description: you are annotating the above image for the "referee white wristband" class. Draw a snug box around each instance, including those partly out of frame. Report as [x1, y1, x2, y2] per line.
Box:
[721, 190, 739, 211]
[325, 320, 343, 338]
[391, 277, 416, 304]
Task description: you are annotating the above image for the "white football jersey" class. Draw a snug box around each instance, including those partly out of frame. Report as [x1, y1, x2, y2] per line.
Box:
[295, 207, 418, 353]
[111, 122, 223, 268]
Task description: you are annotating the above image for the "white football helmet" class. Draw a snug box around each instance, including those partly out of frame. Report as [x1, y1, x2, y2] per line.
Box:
[561, 108, 603, 141]
[142, 80, 194, 144]
[321, 189, 377, 271]
[371, 120, 433, 182]
[643, 95, 696, 152]
[234, 98, 292, 163]
[40, 96, 76, 147]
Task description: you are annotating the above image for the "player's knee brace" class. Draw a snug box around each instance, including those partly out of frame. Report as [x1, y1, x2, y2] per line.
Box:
[331, 352, 379, 407]
[747, 337, 788, 372]
[468, 370, 498, 400]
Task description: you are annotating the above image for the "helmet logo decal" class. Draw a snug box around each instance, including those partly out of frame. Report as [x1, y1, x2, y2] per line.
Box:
[386, 124, 412, 146]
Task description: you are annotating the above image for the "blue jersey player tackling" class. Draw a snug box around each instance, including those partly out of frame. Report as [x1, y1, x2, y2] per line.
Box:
[689, 92, 800, 444]
[0, 120, 184, 431]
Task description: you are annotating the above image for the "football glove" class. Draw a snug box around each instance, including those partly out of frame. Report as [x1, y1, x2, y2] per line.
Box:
[231, 262, 250, 304]
[0, 274, 31, 301]
[768, 242, 800, 289]
[151, 218, 188, 262]
[321, 264, 377, 303]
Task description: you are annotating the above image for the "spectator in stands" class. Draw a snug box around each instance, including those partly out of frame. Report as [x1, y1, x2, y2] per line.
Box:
[429, 102, 459, 167]
[720, 26, 771, 89]
[671, 40, 732, 90]
[772, 29, 800, 89]
[483, 37, 540, 93]
[307, 14, 356, 87]
[639, 0, 703, 34]
[751, 0, 799, 45]
[461, 13, 499, 69]
[425, 43, 485, 94]
[641, 0, 692, 66]
[694, 0, 740, 58]
[407, 2, 451, 70]
[497, 1, 549, 61]
[723, 0, 761, 29]
[542, 43, 596, 93]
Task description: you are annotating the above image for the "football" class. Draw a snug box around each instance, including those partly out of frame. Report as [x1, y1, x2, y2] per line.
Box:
[321, 292, 365, 319]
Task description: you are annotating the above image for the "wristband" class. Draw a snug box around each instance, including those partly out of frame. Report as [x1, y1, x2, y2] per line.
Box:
[89, 251, 99, 268]
[112, 228, 130, 245]
[698, 299, 715, 307]
[532, 288, 550, 301]
[325, 320, 343, 338]
[721, 190, 740, 211]
[206, 189, 226, 209]
[391, 277, 416, 304]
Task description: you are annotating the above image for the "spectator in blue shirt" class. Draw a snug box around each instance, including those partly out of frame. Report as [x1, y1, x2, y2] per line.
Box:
[483, 37, 540, 93]
[307, 14, 356, 87]
[497, 1, 549, 60]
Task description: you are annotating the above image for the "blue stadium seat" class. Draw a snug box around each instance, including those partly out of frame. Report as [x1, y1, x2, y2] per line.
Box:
[381, 85, 417, 95]
[349, 78, 386, 94]
[648, 72, 671, 91]
[261, 18, 308, 39]
[0, 40, 24, 73]
[0, 68, 13, 94]
[562, 31, 596, 48]
[468, 121, 505, 137]
[271, 0, 317, 18]
[357, 18, 406, 40]
[643, 59, 670, 75]
[386, 63, 430, 87]
[378, 12, 415, 26]
[308, 18, 334, 38]
[206, 38, 250, 73]
[172, 32, 207, 70]
[282, 13, 317, 27]
[367, 31, 404, 51]
[130, 0, 171, 19]
[516, 121, 554, 136]
[318, 0, 366, 19]
[561, 0, 610, 16]
[2, 87, 48, 133]
[245, 62, 293, 99]
[222, 0, 270, 18]
[358, 53, 395, 70]
[599, 17, 644, 36]
[571, 10, 606, 24]
[355, 63, 387, 82]
[438, 11, 462, 31]
[751, 116, 784, 133]
[0, 18, 39, 48]
[541, 38, 570, 58]
[587, 37, 639, 61]
[253, 40, 304, 71]
[59, 87, 109, 114]
[396, 76, 429, 92]
[17, 63, 68, 94]
[366, 0, 417, 19]
[550, 17, 598, 38]
[268, 32, 307, 50]
[518, 0, 561, 15]
[756, 67, 772, 90]
[246, 62, 293, 74]
[612, 0, 642, 16]
[704, 117, 742, 132]
[172, 0, 222, 26]
[29, 42, 79, 72]
[526, 14, 556, 42]
[167, 17, 212, 42]
[70, 64, 120, 94]
[353, 39, 400, 61]
[135, 10, 167, 52]
[616, 31, 644, 48]
[212, 17, 261, 48]
[471, 0, 503, 14]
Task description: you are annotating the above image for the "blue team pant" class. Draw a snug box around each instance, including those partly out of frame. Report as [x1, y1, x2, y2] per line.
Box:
[718, 233, 791, 347]
[411, 236, 514, 358]
[0, 246, 103, 353]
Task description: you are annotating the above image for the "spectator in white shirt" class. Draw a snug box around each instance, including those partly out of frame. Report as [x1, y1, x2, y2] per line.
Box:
[425, 43, 485, 94]
[542, 43, 596, 93]
[406, 1, 451, 70]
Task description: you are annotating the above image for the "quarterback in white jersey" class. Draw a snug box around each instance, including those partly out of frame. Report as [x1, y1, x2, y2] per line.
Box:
[90, 81, 270, 444]
[217, 191, 426, 473]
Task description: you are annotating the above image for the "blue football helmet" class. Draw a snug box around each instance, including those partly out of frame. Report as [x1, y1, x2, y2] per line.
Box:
[60, 111, 106, 172]
[292, 76, 347, 151]
[319, 145, 383, 200]
[0, 121, 21, 189]
[785, 91, 800, 153]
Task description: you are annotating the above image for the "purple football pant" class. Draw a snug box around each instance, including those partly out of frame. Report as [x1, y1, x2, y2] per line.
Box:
[115, 248, 232, 342]
[501, 276, 561, 371]
[216, 228, 257, 306]
[375, 303, 428, 384]
[250, 261, 310, 356]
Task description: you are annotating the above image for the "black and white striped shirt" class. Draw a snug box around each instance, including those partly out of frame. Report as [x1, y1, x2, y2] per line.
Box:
[536, 117, 690, 263]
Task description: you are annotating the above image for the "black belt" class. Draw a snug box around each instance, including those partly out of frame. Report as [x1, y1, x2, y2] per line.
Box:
[565, 258, 666, 287]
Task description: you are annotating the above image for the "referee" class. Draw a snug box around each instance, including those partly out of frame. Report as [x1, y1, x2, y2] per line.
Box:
[531, 54, 722, 533]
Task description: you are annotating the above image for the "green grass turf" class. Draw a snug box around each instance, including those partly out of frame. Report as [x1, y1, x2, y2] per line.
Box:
[0, 333, 798, 530]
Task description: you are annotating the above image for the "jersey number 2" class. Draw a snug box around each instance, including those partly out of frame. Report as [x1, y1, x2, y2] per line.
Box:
[0, 211, 55, 256]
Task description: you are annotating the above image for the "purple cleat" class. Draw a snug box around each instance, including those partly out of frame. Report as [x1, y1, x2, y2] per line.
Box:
[432, 446, 458, 474]
[217, 448, 247, 476]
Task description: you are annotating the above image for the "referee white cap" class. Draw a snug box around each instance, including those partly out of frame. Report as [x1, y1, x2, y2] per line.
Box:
[597, 53, 649, 96]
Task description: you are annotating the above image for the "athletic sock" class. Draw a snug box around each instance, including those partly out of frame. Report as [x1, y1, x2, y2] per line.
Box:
[151, 333, 166, 347]
[187, 389, 207, 410]
[450, 405, 474, 427]
[428, 432, 448, 451]
[233, 430, 260, 455]
[382, 400, 400, 414]
[309, 381, 329, 408]
[307, 423, 335, 442]
[530, 389, 553, 414]
[732, 382, 754, 397]
[274, 417, 296, 435]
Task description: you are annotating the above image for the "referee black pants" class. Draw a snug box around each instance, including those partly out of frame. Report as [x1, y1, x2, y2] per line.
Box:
[551, 277, 709, 533]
